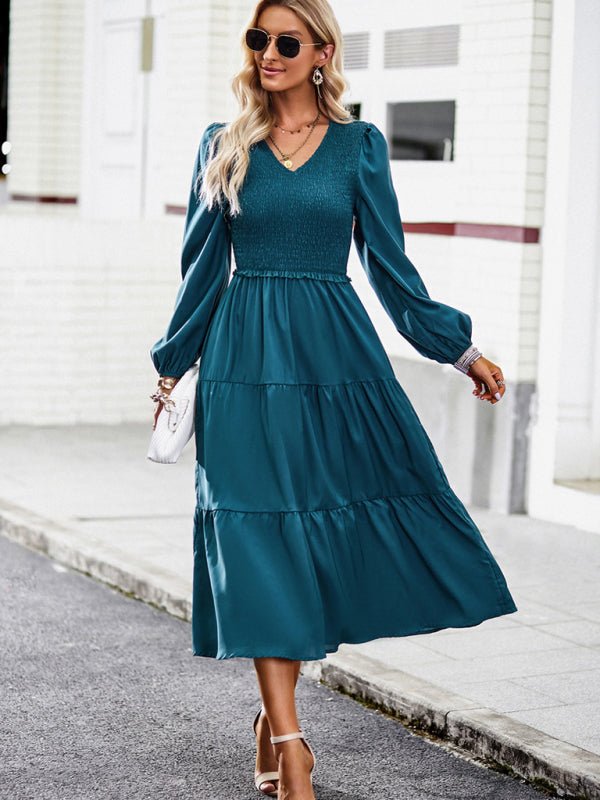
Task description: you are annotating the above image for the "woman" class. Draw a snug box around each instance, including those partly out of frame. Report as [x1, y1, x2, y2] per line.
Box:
[150, 1, 517, 798]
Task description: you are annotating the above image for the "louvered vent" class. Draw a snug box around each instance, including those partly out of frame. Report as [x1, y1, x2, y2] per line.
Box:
[384, 25, 459, 68]
[343, 32, 370, 70]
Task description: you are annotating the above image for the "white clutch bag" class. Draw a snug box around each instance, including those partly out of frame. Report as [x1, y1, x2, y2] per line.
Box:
[147, 363, 199, 464]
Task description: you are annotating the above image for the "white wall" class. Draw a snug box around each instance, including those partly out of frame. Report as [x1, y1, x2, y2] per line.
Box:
[529, 0, 600, 531]
[7, 0, 84, 199]
[553, 0, 600, 481]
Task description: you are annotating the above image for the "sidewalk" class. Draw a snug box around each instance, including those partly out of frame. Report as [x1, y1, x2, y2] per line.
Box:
[1, 423, 599, 799]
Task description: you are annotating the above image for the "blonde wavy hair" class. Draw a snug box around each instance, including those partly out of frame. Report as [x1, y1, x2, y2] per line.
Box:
[199, 0, 355, 219]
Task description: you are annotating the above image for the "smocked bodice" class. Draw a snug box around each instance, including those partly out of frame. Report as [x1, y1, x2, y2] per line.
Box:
[228, 120, 363, 277]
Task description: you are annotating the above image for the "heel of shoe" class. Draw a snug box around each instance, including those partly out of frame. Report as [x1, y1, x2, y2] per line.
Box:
[253, 705, 279, 798]
[252, 705, 264, 736]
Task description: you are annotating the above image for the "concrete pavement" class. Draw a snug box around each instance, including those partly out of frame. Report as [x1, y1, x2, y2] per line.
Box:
[1, 423, 599, 799]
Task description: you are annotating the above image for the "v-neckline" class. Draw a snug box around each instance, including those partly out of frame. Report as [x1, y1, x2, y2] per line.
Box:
[260, 119, 335, 176]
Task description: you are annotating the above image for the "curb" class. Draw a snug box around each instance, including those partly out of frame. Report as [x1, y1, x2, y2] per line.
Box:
[302, 653, 600, 800]
[1, 500, 599, 800]
[0, 500, 191, 622]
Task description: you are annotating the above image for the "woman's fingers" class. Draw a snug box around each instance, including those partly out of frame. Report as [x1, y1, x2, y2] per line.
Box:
[469, 358, 506, 404]
[152, 402, 163, 430]
[152, 385, 176, 428]
[489, 367, 506, 403]
[471, 378, 484, 397]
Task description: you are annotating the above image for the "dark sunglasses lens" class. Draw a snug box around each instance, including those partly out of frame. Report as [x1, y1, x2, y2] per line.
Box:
[277, 35, 300, 57]
[246, 28, 268, 51]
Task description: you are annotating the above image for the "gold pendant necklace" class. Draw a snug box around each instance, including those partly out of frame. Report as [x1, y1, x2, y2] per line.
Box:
[268, 110, 321, 170]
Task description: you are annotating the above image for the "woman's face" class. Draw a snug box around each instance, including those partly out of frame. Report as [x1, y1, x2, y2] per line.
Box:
[253, 6, 327, 94]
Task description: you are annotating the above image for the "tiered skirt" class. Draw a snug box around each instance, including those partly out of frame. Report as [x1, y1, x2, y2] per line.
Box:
[191, 268, 517, 660]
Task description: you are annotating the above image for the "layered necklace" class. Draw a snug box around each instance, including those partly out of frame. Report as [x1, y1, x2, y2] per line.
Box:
[267, 110, 321, 170]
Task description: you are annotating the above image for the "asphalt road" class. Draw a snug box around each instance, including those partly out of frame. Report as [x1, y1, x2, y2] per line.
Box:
[0, 535, 548, 800]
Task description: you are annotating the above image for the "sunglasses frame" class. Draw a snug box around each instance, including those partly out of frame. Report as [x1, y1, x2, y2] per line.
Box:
[246, 26, 324, 59]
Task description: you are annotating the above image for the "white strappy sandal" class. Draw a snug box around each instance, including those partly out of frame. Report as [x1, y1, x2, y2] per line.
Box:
[253, 706, 280, 797]
[270, 729, 316, 789]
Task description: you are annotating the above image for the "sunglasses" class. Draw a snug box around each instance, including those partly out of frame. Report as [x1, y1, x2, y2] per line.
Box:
[245, 27, 324, 59]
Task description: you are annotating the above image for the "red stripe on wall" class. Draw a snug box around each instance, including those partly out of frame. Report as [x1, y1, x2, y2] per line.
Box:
[402, 221, 540, 243]
[10, 194, 78, 204]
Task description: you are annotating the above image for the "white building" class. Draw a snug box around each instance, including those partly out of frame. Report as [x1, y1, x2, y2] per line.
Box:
[1, 0, 598, 529]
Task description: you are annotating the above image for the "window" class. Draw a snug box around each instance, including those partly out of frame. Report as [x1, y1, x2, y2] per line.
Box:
[346, 102, 362, 120]
[388, 101, 455, 161]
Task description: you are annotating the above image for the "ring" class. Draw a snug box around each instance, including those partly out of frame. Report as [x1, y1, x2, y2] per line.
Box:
[497, 380, 505, 386]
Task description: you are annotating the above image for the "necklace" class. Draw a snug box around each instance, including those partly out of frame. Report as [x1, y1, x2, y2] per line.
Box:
[274, 111, 320, 134]
[268, 111, 321, 170]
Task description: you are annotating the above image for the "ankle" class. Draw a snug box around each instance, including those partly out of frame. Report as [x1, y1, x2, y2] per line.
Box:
[271, 729, 302, 742]
[272, 738, 301, 754]
[272, 737, 312, 763]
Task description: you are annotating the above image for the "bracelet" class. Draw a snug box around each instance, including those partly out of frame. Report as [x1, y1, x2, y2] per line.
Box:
[158, 376, 178, 390]
[453, 344, 483, 374]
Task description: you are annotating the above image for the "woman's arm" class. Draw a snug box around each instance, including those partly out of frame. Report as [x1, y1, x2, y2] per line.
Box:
[352, 122, 505, 403]
[150, 121, 231, 378]
[149, 121, 232, 424]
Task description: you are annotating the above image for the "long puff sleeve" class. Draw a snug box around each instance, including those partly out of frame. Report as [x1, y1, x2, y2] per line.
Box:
[352, 122, 475, 366]
[150, 121, 232, 378]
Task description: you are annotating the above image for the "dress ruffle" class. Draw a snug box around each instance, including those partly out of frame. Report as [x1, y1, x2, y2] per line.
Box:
[192, 485, 517, 660]
[234, 268, 351, 282]
[194, 376, 450, 511]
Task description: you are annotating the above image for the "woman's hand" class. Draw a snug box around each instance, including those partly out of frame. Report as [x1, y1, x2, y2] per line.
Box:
[152, 399, 167, 430]
[151, 377, 180, 429]
[467, 356, 505, 405]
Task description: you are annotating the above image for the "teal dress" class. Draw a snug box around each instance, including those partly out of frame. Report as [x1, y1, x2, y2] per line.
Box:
[151, 118, 518, 661]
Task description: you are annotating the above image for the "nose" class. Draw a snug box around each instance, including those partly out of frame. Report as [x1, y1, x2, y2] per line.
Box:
[263, 35, 279, 59]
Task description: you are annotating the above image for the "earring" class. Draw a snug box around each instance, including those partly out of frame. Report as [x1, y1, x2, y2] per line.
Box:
[312, 66, 324, 99]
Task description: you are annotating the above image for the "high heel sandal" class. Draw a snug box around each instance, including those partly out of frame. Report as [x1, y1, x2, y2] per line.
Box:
[270, 729, 316, 788]
[253, 705, 280, 798]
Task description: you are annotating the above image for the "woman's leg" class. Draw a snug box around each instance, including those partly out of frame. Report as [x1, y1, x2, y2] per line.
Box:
[253, 657, 315, 799]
